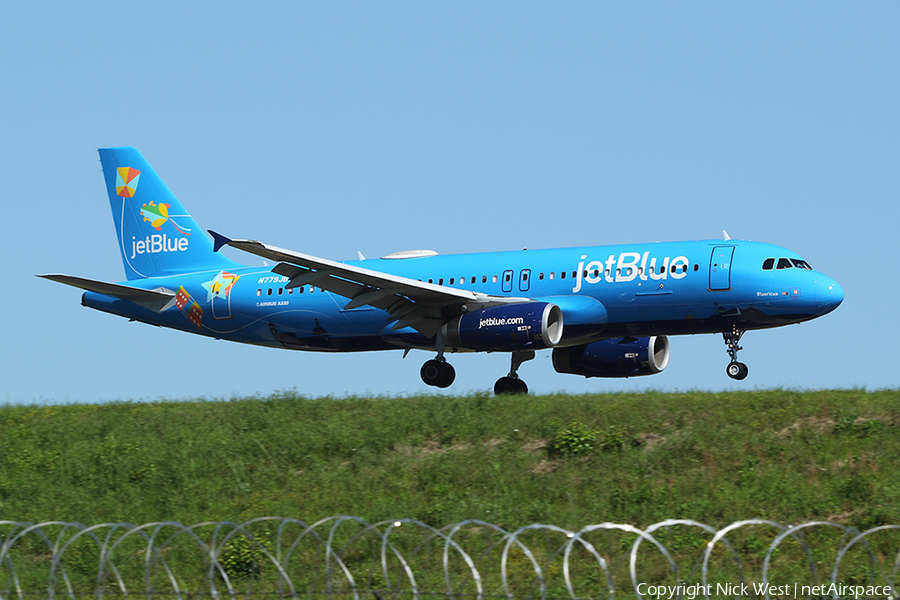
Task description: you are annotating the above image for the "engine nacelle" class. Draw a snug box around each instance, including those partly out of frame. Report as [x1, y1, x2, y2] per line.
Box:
[552, 336, 670, 378]
[443, 302, 563, 351]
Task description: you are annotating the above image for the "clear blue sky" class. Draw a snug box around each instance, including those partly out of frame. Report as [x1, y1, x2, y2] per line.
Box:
[2, 2, 898, 404]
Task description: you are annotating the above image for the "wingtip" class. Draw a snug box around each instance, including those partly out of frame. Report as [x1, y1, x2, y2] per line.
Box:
[208, 230, 231, 253]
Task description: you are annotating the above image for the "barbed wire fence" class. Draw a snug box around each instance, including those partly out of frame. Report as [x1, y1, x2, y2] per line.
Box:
[0, 517, 897, 599]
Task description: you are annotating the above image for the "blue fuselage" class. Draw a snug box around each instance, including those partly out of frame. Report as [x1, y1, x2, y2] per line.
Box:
[82, 239, 844, 354]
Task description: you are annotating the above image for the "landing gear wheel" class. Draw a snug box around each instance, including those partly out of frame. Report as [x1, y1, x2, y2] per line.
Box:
[437, 362, 456, 388]
[494, 350, 534, 395]
[494, 376, 528, 395]
[726, 361, 748, 380]
[722, 327, 749, 381]
[421, 360, 455, 388]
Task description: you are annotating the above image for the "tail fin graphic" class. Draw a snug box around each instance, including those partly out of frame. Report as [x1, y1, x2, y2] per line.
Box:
[99, 147, 240, 280]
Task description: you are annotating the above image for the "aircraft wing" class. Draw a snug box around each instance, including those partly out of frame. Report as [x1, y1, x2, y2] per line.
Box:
[37, 274, 177, 313]
[210, 231, 529, 338]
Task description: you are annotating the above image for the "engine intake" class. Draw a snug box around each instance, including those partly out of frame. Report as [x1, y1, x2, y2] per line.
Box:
[443, 302, 563, 351]
[552, 336, 669, 378]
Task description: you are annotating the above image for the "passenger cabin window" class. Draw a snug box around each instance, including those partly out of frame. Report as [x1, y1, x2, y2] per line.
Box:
[777, 258, 793, 269]
[762, 258, 775, 270]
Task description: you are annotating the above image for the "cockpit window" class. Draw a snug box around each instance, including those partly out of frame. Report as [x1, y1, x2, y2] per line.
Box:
[777, 258, 793, 269]
[791, 259, 813, 270]
[762, 258, 775, 270]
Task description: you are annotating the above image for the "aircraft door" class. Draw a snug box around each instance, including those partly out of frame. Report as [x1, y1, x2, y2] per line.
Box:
[519, 269, 531, 292]
[502, 270, 514, 293]
[709, 246, 734, 291]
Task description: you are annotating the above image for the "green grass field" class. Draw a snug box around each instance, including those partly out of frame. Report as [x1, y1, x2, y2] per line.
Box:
[1, 390, 899, 597]
[1, 389, 897, 530]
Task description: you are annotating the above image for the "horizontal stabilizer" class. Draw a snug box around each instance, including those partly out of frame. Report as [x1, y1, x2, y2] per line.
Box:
[37, 274, 177, 313]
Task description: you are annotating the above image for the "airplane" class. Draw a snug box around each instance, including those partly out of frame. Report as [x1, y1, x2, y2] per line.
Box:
[40, 147, 844, 394]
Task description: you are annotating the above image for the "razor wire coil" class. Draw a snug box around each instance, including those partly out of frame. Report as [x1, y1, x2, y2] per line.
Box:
[0, 517, 897, 599]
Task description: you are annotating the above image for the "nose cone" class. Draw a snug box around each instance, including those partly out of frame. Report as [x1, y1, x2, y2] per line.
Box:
[815, 275, 844, 315]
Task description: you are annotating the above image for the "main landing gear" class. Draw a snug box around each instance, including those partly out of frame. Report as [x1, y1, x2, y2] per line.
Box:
[494, 350, 534, 395]
[723, 326, 749, 380]
[418, 339, 533, 394]
[420, 358, 455, 388]
[420, 333, 456, 388]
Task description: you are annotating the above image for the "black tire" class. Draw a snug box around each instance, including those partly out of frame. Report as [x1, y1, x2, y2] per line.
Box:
[494, 377, 515, 395]
[726, 361, 749, 380]
[422, 360, 456, 388]
[437, 362, 456, 388]
[421, 360, 445, 386]
[494, 376, 528, 395]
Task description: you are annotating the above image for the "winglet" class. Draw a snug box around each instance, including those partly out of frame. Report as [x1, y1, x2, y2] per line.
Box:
[208, 230, 231, 253]
[723, 230, 731, 241]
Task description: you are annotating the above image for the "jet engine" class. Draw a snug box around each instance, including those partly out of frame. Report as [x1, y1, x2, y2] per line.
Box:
[443, 302, 563, 351]
[552, 336, 670, 378]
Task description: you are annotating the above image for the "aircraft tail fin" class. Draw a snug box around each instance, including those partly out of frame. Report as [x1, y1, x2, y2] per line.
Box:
[98, 147, 240, 280]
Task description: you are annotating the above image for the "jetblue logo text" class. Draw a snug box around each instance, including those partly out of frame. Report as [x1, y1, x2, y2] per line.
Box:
[572, 252, 690, 293]
[130, 234, 188, 259]
[478, 316, 525, 329]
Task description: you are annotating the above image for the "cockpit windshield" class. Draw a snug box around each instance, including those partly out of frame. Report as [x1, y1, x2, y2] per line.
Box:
[762, 257, 814, 271]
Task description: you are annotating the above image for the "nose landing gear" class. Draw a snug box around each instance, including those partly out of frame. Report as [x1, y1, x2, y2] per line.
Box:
[494, 350, 534, 395]
[723, 327, 749, 380]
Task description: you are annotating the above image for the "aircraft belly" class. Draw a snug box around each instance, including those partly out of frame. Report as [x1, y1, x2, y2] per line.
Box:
[261, 307, 396, 352]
